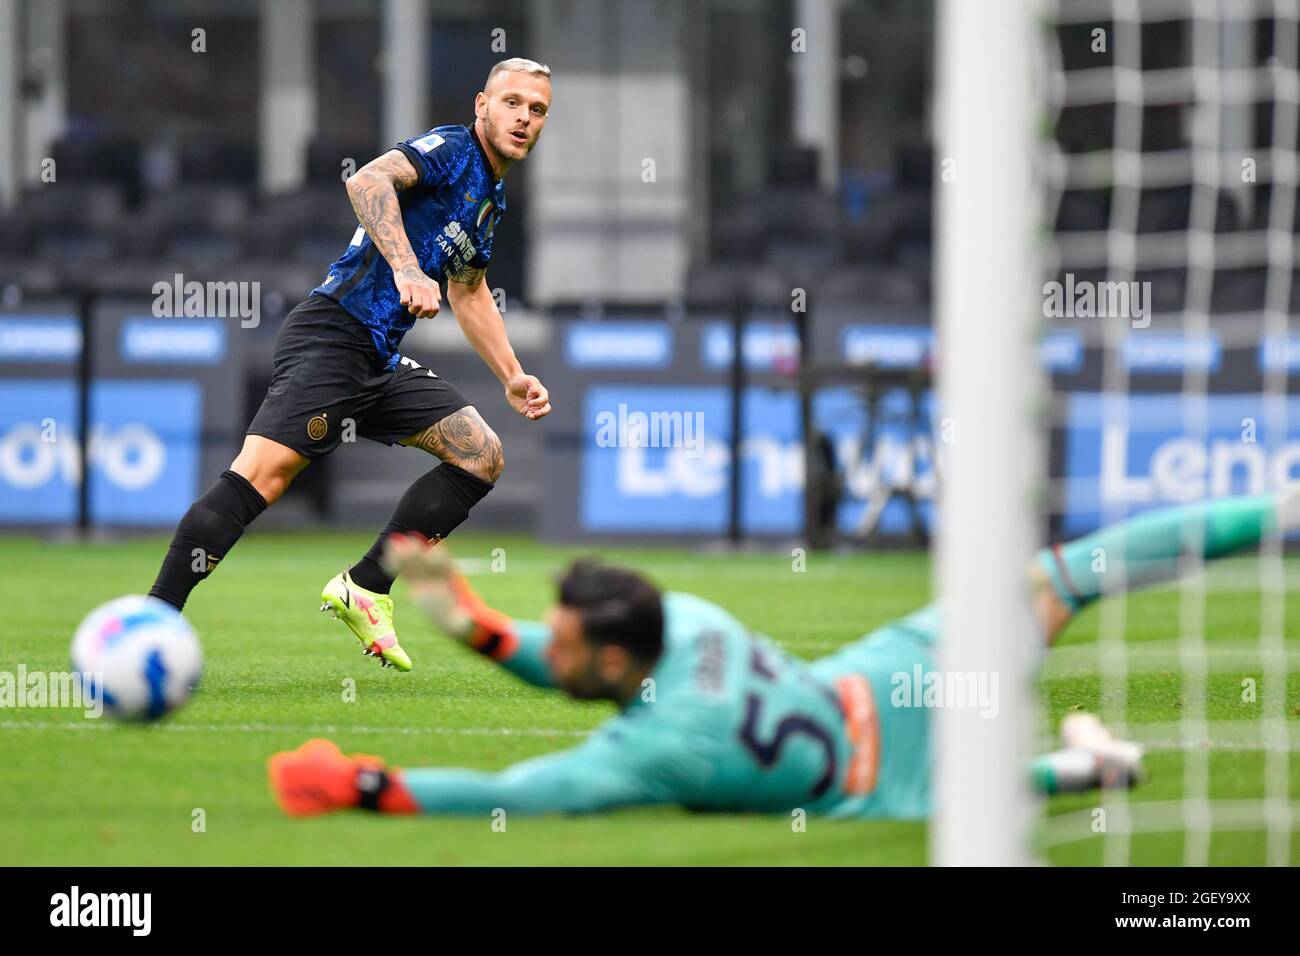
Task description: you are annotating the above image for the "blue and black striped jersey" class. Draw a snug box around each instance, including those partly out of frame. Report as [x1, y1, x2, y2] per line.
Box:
[314, 124, 506, 370]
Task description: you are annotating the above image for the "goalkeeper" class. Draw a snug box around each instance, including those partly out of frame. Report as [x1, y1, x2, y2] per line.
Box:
[268, 493, 1294, 818]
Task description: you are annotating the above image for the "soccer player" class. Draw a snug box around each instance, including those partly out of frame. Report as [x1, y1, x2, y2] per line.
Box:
[268, 492, 1294, 817]
[147, 58, 555, 671]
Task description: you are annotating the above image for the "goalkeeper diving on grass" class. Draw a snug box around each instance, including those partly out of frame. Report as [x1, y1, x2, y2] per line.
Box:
[268, 492, 1297, 818]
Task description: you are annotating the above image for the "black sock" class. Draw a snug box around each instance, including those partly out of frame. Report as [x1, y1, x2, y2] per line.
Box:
[148, 470, 268, 610]
[348, 463, 494, 594]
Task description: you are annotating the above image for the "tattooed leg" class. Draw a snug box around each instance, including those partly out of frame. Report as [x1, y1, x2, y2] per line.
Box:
[346, 408, 500, 595]
[401, 406, 504, 483]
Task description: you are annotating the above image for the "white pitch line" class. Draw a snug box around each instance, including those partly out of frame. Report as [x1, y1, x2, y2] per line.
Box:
[0, 719, 591, 738]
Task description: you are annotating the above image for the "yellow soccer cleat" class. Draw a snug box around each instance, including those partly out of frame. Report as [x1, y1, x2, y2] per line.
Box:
[319, 570, 413, 671]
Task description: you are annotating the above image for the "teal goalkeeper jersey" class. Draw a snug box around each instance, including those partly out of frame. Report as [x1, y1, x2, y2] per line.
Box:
[400, 592, 930, 818]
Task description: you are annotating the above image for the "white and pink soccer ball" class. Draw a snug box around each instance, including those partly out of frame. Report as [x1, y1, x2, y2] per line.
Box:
[71, 595, 203, 721]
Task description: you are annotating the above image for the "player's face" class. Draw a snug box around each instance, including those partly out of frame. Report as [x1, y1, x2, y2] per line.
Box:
[546, 605, 602, 698]
[477, 74, 551, 163]
[546, 605, 618, 701]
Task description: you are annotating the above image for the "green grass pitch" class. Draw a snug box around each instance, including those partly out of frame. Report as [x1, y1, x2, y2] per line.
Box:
[1, 531, 1297, 865]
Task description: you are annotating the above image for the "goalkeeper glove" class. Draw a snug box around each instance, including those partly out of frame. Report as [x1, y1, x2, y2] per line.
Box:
[267, 739, 419, 817]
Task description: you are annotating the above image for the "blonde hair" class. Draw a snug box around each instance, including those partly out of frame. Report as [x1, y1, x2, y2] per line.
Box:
[485, 57, 552, 89]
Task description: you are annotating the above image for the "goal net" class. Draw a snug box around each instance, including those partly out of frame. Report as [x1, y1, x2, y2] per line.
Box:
[937, 0, 1297, 865]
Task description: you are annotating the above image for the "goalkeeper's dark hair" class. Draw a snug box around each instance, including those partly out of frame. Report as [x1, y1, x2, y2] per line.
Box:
[557, 559, 664, 664]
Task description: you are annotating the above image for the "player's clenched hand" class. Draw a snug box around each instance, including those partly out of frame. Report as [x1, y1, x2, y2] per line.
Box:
[381, 533, 473, 640]
[394, 265, 441, 318]
[505, 373, 551, 420]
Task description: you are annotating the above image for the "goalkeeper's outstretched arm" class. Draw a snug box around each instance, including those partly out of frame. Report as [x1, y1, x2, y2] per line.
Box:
[381, 533, 555, 687]
[268, 730, 679, 817]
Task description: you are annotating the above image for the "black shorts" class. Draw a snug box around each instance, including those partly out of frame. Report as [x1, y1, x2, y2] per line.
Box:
[246, 294, 470, 459]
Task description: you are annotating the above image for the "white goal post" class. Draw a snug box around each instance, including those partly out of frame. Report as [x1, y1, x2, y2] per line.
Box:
[933, 0, 1046, 865]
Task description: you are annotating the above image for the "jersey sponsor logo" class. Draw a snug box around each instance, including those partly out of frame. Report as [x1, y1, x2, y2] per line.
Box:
[307, 412, 329, 441]
[435, 220, 480, 275]
[411, 131, 445, 155]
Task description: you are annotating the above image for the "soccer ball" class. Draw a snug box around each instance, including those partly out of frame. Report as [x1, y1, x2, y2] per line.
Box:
[71, 596, 203, 721]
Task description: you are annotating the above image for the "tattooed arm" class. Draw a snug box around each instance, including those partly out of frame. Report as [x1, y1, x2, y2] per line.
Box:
[447, 268, 552, 421]
[345, 150, 441, 318]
